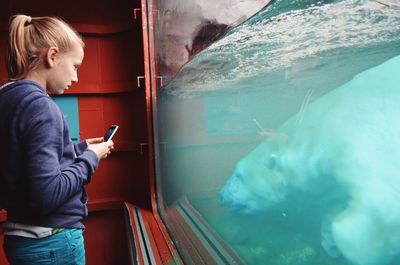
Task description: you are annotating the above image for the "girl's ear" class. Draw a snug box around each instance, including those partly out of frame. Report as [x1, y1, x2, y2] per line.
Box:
[44, 47, 59, 68]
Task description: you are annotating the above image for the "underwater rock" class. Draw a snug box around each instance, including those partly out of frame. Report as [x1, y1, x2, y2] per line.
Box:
[219, 55, 400, 265]
[235, 245, 266, 265]
[277, 247, 316, 265]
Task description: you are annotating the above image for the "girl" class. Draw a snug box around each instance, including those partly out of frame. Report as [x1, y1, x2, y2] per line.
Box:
[0, 14, 114, 265]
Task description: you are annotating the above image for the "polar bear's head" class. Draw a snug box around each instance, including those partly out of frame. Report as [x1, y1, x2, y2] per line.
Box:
[219, 141, 289, 214]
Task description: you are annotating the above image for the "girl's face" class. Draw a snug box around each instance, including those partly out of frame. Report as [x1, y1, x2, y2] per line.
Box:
[47, 43, 84, 94]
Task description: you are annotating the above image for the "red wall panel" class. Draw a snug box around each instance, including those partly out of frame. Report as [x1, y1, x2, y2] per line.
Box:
[84, 209, 129, 265]
[69, 31, 143, 94]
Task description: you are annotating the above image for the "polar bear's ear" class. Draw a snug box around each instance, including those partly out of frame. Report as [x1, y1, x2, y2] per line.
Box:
[267, 154, 281, 170]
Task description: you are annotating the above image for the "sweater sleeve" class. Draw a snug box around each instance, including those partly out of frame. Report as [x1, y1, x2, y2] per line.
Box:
[21, 96, 99, 215]
[74, 141, 88, 156]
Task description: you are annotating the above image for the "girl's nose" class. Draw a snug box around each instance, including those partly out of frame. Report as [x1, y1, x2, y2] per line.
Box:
[72, 71, 78, 83]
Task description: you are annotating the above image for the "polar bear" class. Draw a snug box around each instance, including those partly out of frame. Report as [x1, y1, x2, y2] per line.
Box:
[219, 55, 400, 265]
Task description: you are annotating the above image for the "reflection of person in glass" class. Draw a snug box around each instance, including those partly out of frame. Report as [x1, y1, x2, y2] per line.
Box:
[156, 0, 269, 85]
[186, 20, 229, 60]
[158, 17, 229, 80]
[0, 15, 113, 265]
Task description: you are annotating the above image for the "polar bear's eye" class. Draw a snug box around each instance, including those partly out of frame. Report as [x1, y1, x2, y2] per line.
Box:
[235, 172, 243, 180]
[267, 154, 280, 169]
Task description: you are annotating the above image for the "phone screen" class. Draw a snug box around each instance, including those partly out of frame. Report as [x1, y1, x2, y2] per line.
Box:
[104, 125, 119, 142]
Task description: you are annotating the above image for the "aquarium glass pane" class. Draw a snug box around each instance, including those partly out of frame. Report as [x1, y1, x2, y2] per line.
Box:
[151, 0, 400, 264]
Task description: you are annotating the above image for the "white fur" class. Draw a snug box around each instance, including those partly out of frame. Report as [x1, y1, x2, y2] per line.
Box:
[220, 55, 400, 265]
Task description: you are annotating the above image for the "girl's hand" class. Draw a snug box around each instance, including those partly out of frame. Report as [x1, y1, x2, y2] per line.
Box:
[86, 137, 104, 145]
[86, 138, 114, 160]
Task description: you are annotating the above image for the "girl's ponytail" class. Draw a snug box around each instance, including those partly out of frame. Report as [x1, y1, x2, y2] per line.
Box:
[6, 15, 32, 79]
[6, 14, 84, 80]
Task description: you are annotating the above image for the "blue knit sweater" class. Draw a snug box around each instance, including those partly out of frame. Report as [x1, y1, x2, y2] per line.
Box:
[0, 80, 99, 229]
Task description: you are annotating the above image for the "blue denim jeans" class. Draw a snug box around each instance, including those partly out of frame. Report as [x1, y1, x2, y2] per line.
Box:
[3, 228, 85, 265]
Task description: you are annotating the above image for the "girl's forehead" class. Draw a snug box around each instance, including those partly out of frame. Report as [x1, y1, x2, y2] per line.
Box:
[65, 43, 84, 59]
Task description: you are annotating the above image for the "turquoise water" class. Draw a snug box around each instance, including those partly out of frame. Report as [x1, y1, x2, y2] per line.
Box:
[156, 0, 400, 264]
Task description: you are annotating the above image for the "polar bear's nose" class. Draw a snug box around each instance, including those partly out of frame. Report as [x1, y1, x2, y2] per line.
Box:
[219, 187, 247, 211]
[219, 175, 250, 212]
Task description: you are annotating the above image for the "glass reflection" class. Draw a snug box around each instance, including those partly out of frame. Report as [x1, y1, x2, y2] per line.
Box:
[156, 0, 271, 83]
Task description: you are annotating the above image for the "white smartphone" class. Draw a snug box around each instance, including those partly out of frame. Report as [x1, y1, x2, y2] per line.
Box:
[103, 125, 119, 142]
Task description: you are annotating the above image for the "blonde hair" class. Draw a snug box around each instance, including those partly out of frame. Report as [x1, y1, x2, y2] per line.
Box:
[6, 14, 85, 80]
